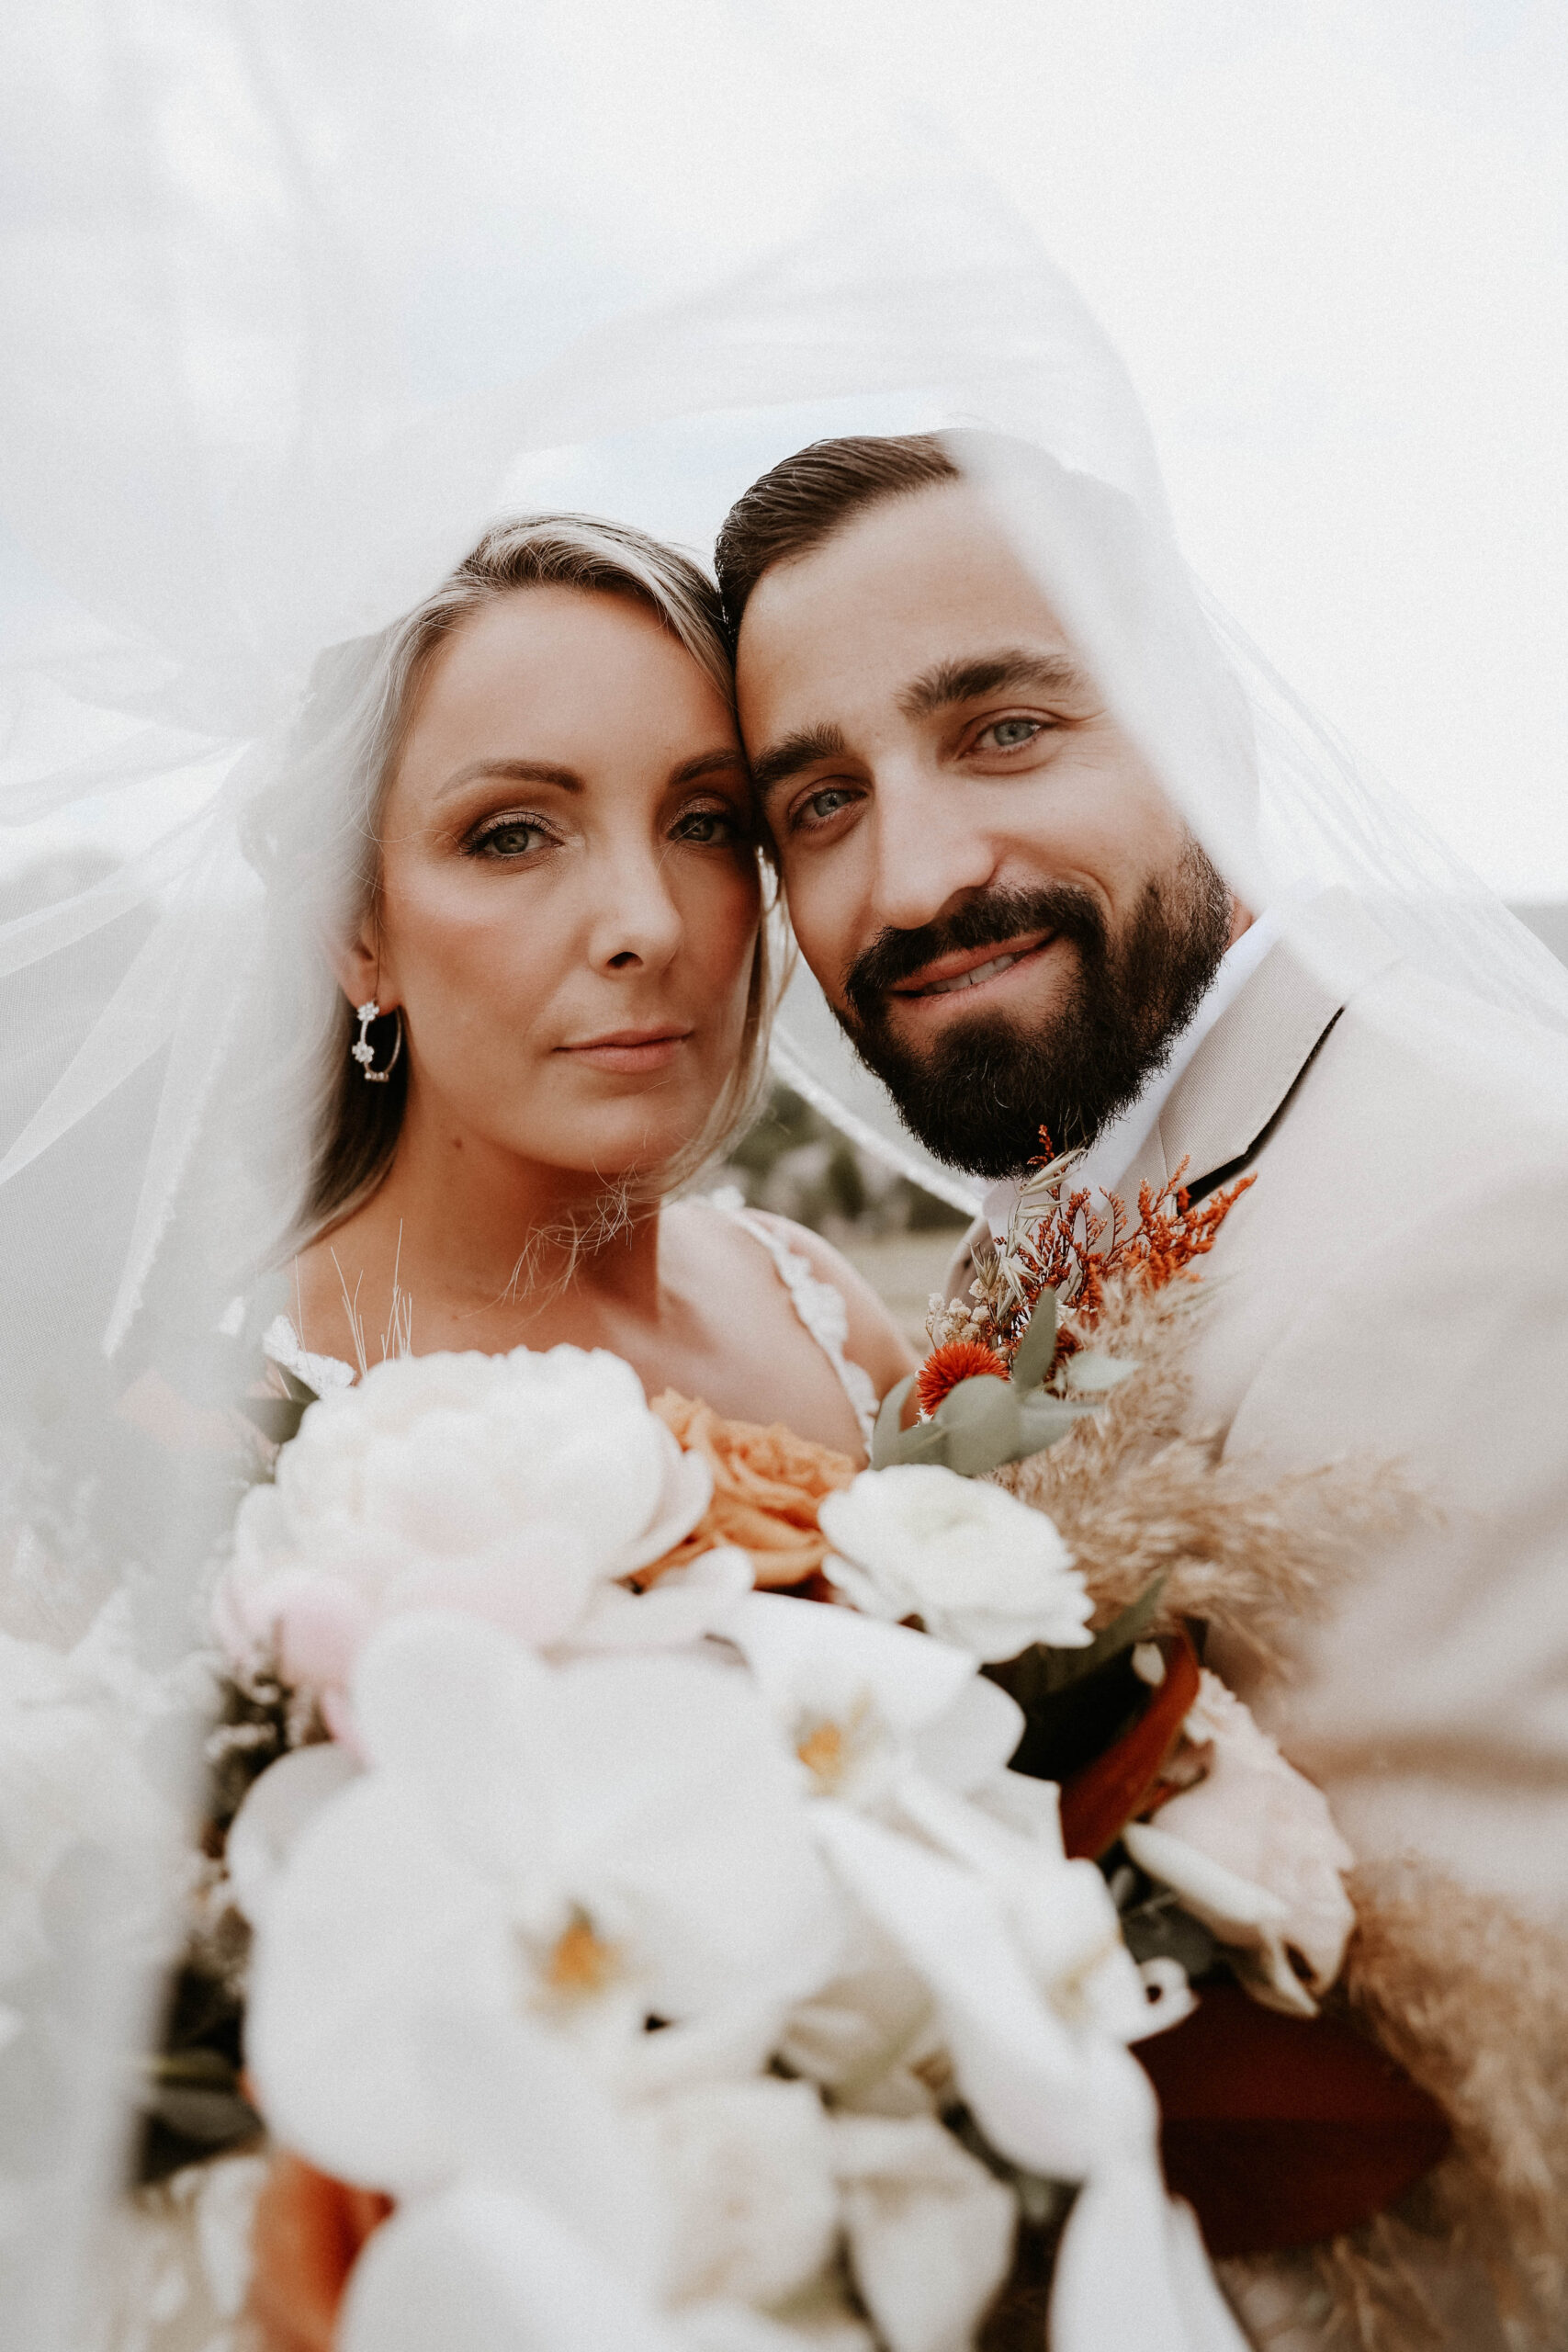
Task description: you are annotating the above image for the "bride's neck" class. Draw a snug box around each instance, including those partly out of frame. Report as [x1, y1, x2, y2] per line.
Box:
[323, 1105, 665, 1320]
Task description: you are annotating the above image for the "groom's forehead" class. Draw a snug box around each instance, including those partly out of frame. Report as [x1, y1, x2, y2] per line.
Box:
[734, 489, 1092, 779]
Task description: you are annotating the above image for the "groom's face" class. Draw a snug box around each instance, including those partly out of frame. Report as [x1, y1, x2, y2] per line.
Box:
[734, 480, 1235, 1177]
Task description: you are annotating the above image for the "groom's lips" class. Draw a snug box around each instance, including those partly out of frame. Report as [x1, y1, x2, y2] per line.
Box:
[886, 930, 1055, 1009]
[559, 1025, 692, 1073]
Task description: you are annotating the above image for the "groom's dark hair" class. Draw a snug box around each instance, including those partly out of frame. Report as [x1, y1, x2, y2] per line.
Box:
[715, 434, 959, 644]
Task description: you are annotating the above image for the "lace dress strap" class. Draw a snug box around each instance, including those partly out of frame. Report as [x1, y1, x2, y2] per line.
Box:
[262, 1312, 358, 1396]
[704, 1189, 879, 1451]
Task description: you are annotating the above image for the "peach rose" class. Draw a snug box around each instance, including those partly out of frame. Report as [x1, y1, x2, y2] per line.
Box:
[646, 1394, 857, 1589]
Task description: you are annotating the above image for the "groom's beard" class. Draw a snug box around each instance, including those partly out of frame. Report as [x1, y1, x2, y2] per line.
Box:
[837, 854, 1234, 1182]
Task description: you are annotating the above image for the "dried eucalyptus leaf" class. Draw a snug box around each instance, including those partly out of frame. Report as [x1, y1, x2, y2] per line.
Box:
[240, 1395, 310, 1446]
[870, 1373, 918, 1469]
[1010, 1287, 1060, 1394]
[1120, 1893, 1218, 1979]
[1063, 1350, 1137, 1395]
[987, 1573, 1169, 1709]
[934, 1375, 1024, 1476]
[1013, 1395, 1099, 1453]
[1073, 1573, 1170, 1673]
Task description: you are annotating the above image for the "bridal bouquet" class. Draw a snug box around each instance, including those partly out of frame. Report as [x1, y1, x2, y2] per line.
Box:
[209, 1339, 1246, 2352]
[153, 1153, 1511, 2350]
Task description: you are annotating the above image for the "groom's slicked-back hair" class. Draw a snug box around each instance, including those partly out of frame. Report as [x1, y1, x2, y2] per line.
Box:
[715, 433, 959, 643]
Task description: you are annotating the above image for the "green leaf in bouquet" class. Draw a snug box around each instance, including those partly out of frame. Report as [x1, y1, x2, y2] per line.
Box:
[872, 1349, 1102, 1479]
[923, 1370, 1025, 1476]
[1117, 1888, 1220, 1980]
[1062, 1348, 1136, 1396]
[1012, 1392, 1101, 1453]
[870, 1374, 921, 1469]
[1008, 1287, 1059, 1394]
[984, 1574, 1171, 1784]
[238, 1367, 319, 1453]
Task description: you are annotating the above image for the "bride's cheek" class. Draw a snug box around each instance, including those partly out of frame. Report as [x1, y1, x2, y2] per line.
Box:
[689, 857, 763, 998]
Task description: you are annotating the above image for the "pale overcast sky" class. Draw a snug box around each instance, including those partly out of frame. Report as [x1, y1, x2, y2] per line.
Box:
[5, 2, 1564, 897]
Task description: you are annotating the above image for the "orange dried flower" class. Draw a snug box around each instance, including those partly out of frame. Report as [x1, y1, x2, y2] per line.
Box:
[1006, 1124, 1255, 1348]
[916, 1338, 1010, 1418]
[643, 1392, 858, 1589]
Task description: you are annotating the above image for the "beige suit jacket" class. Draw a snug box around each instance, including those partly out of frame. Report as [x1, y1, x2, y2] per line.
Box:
[948, 895, 1568, 1924]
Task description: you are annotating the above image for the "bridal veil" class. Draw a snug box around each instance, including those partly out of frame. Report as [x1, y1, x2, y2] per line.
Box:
[3, 4, 1566, 2339]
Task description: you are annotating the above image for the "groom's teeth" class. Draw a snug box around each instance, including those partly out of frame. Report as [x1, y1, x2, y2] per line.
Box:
[924, 950, 1024, 997]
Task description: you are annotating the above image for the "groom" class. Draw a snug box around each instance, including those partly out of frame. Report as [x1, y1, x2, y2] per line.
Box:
[716, 434, 1568, 1926]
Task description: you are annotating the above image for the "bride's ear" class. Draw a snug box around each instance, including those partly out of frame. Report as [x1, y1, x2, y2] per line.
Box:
[332, 910, 399, 1015]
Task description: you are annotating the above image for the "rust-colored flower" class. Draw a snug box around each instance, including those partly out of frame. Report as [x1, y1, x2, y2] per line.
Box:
[247, 2151, 390, 2352]
[916, 1339, 1009, 1419]
[645, 1393, 858, 1589]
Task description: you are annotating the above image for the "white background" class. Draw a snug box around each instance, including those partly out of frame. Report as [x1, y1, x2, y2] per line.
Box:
[4, 1, 1564, 899]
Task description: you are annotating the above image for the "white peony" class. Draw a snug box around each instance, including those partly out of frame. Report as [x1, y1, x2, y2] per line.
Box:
[214, 1344, 711, 1705]
[819, 1465, 1091, 1661]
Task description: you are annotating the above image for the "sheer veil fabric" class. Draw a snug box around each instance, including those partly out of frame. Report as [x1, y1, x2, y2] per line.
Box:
[3, 5, 1567, 2344]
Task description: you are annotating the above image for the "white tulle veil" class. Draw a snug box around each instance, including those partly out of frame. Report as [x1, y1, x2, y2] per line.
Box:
[5, 3, 1568, 2339]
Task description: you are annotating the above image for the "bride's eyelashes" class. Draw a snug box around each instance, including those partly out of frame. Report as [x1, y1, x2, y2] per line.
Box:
[462, 810, 558, 862]
[669, 798, 749, 848]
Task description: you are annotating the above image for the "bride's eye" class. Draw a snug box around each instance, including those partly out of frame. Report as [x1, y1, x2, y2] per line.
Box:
[973, 716, 1048, 754]
[465, 815, 551, 860]
[671, 804, 744, 846]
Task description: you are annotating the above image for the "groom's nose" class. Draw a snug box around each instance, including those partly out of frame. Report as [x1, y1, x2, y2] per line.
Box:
[861, 766, 998, 936]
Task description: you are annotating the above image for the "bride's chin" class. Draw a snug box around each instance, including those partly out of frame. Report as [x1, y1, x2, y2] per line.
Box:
[530, 1102, 720, 1182]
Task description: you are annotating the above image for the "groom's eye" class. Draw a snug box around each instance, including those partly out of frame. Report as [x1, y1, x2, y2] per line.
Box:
[792, 785, 859, 831]
[974, 717, 1046, 753]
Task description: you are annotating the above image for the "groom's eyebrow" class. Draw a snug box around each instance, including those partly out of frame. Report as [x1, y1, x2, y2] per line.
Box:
[750, 723, 850, 802]
[898, 650, 1091, 718]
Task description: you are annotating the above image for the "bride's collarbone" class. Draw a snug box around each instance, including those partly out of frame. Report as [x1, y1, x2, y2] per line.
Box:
[286, 1209, 868, 1453]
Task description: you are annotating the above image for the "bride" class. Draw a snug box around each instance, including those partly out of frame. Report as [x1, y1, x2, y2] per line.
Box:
[86, 514, 913, 2346]
[265, 512, 911, 1453]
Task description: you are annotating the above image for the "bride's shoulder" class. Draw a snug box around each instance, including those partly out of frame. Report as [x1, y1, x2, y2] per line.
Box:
[673, 1197, 914, 1394]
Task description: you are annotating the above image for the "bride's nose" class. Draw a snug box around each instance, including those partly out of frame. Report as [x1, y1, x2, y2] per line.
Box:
[583, 837, 685, 973]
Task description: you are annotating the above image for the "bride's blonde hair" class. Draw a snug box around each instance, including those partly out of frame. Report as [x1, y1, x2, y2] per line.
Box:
[252, 514, 778, 1250]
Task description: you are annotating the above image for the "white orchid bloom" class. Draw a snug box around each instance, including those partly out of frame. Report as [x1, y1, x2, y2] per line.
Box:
[813, 1805, 1249, 2352]
[224, 1741, 360, 1928]
[829, 2114, 1017, 2352]
[341, 2176, 874, 2352]
[889, 1770, 1164, 2046]
[723, 1593, 1023, 1810]
[819, 1466, 1091, 1660]
[648, 2079, 840, 2309]
[246, 1613, 845, 2194]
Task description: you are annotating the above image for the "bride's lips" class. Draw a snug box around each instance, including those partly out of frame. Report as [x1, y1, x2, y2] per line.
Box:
[886, 930, 1055, 1014]
[558, 1025, 693, 1074]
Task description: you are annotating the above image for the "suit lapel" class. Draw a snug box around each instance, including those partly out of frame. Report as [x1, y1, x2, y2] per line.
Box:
[1121, 894, 1399, 1204]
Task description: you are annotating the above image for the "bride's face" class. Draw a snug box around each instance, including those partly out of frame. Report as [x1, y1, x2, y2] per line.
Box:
[366, 585, 760, 1180]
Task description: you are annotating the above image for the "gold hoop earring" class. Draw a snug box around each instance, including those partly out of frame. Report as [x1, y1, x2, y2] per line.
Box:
[352, 1000, 403, 1084]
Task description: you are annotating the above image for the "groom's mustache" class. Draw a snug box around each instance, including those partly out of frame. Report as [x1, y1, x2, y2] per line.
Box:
[841, 885, 1105, 1029]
